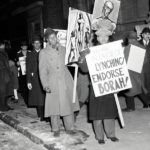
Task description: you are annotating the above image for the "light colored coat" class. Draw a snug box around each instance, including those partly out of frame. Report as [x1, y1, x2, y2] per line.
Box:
[39, 44, 79, 117]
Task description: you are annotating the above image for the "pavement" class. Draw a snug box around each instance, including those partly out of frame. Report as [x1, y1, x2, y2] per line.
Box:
[0, 95, 150, 150]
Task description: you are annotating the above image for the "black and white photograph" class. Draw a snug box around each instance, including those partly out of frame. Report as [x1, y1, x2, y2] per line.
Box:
[0, 0, 150, 150]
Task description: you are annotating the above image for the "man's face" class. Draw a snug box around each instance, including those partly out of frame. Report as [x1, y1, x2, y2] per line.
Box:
[47, 33, 57, 46]
[142, 32, 150, 41]
[0, 44, 5, 51]
[102, 1, 114, 17]
[97, 35, 109, 44]
[21, 45, 28, 51]
[33, 40, 41, 50]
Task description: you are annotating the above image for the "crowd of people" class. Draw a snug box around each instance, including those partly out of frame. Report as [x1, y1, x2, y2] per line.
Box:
[0, 26, 150, 144]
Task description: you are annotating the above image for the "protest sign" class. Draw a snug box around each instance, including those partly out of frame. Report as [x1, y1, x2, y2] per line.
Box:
[127, 45, 146, 73]
[86, 40, 132, 97]
[65, 7, 92, 65]
[92, 0, 120, 31]
[19, 56, 26, 75]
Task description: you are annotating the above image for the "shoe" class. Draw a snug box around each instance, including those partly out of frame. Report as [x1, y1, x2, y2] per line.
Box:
[122, 108, 134, 112]
[11, 97, 19, 103]
[53, 131, 60, 137]
[98, 139, 105, 144]
[0, 107, 10, 112]
[143, 104, 149, 108]
[109, 137, 119, 142]
[6, 105, 14, 110]
[13, 99, 19, 103]
[66, 130, 77, 135]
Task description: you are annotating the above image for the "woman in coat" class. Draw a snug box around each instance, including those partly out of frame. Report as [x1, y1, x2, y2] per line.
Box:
[79, 29, 119, 144]
[39, 28, 79, 137]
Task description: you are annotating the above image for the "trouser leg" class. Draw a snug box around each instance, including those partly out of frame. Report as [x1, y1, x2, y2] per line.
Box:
[19, 75, 28, 105]
[103, 119, 116, 138]
[36, 106, 44, 118]
[138, 93, 149, 106]
[93, 120, 104, 140]
[63, 114, 74, 131]
[126, 96, 135, 110]
[50, 115, 60, 132]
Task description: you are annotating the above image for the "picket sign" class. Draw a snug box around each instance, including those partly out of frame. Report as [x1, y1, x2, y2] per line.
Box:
[114, 93, 125, 128]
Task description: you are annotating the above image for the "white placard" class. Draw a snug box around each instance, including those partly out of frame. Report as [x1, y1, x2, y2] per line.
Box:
[127, 45, 146, 73]
[65, 7, 92, 65]
[86, 40, 132, 97]
[19, 56, 26, 75]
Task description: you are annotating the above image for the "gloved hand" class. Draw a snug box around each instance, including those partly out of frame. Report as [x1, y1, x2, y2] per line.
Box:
[78, 48, 90, 63]
[44, 86, 51, 93]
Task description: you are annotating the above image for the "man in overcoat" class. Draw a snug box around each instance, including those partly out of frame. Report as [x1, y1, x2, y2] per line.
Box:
[122, 31, 149, 111]
[138, 27, 150, 108]
[26, 36, 45, 121]
[39, 28, 79, 137]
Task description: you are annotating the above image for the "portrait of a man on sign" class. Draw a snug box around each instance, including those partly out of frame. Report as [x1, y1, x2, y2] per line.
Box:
[92, 0, 120, 31]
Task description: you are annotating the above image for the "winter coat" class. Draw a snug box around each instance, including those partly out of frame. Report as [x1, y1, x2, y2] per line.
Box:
[26, 50, 45, 106]
[0, 51, 13, 97]
[139, 40, 150, 93]
[39, 44, 79, 117]
[79, 58, 118, 120]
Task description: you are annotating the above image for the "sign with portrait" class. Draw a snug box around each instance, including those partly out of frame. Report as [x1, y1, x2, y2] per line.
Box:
[65, 7, 92, 65]
[19, 56, 26, 75]
[92, 0, 120, 31]
[86, 40, 132, 97]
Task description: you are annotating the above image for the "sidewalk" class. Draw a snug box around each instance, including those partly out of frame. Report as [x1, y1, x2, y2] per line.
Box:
[0, 96, 150, 150]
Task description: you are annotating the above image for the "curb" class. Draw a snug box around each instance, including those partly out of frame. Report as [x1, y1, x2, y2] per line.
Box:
[0, 112, 59, 150]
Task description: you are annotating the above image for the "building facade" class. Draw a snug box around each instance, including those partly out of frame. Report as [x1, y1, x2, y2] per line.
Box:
[0, 0, 149, 48]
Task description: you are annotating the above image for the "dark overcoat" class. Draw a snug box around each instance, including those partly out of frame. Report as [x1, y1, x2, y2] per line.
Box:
[139, 40, 150, 93]
[0, 51, 13, 97]
[79, 58, 118, 120]
[26, 50, 45, 106]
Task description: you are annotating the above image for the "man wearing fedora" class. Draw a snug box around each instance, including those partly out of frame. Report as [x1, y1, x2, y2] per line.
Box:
[26, 36, 45, 121]
[139, 27, 150, 108]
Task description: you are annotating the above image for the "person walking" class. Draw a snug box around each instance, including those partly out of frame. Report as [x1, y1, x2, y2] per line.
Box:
[26, 36, 45, 121]
[16, 41, 30, 105]
[122, 31, 149, 112]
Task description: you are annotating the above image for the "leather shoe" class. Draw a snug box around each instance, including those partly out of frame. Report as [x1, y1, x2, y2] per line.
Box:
[143, 104, 149, 108]
[109, 137, 119, 142]
[98, 139, 105, 144]
[122, 108, 135, 112]
[53, 131, 60, 137]
[66, 130, 77, 135]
